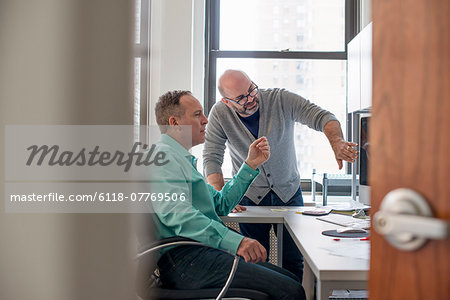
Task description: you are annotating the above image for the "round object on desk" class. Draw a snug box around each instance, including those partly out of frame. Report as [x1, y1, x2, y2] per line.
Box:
[302, 210, 330, 216]
[322, 229, 369, 238]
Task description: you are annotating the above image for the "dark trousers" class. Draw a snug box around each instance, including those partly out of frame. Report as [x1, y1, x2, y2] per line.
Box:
[158, 245, 306, 300]
[239, 187, 304, 282]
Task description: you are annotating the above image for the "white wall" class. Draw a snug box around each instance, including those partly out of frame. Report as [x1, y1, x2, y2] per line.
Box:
[148, 0, 205, 125]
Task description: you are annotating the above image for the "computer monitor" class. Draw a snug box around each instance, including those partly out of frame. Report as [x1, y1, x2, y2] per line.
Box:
[359, 116, 370, 205]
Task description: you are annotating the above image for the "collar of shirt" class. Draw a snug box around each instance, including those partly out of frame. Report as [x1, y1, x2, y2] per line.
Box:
[160, 134, 197, 169]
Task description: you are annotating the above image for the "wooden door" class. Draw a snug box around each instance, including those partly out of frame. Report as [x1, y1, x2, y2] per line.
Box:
[370, 0, 450, 299]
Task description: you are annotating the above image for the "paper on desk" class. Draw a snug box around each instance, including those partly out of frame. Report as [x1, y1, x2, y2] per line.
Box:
[323, 242, 370, 261]
[269, 207, 333, 213]
[270, 208, 304, 212]
[270, 208, 289, 212]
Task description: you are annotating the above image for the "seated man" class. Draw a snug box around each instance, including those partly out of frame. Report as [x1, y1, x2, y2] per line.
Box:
[149, 90, 306, 300]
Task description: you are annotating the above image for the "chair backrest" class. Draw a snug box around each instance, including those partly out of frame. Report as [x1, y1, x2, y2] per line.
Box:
[135, 237, 241, 300]
[133, 215, 270, 300]
[132, 213, 155, 299]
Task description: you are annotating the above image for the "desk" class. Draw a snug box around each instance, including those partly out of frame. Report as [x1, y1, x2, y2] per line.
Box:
[221, 207, 286, 267]
[221, 206, 369, 300]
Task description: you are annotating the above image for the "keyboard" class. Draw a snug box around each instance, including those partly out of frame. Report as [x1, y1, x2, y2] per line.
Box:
[316, 214, 371, 230]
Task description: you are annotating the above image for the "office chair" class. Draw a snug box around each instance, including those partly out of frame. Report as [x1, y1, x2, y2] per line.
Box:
[135, 236, 271, 300]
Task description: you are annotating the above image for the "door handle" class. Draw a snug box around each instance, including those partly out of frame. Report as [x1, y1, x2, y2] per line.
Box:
[374, 188, 450, 251]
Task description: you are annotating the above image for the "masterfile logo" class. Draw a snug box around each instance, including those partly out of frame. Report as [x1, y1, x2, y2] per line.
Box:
[25, 142, 169, 172]
[5, 125, 185, 181]
[4, 125, 193, 213]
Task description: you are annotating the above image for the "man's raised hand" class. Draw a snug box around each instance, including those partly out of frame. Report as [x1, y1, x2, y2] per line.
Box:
[245, 136, 270, 170]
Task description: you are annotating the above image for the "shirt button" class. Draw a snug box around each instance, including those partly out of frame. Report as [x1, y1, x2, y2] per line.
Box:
[267, 173, 271, 177]
[270, 185, 274, 188]
[249, 174, 253, 177]
[258, 196, 262, 200]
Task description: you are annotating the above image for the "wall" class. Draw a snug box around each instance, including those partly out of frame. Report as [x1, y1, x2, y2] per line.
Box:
[0, 1, 135, 299]
[148, 0, 205, 126]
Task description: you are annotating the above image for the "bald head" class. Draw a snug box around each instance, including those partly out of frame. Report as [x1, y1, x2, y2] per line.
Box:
[217, 69, 260, 117]
[218, 70, 252, 98]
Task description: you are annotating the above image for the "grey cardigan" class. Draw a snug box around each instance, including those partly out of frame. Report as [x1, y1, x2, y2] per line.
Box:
[203, 88, 338, 204]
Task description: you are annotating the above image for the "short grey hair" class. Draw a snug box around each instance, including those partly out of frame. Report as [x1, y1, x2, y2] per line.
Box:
[154, 90, 191, 133]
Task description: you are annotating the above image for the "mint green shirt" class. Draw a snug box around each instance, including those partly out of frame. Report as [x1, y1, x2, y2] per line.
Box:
[150, 134, 259, 254]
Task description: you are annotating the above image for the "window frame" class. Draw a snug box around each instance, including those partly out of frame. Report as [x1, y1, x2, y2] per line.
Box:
[204, 0, 360, 177]
[204, 0, 360, 116]
[134, 0, 151, 143]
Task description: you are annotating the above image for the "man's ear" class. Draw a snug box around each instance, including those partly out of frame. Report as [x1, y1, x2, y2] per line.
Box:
[221, 98, 232, 108]
[168, 116, 178, 126]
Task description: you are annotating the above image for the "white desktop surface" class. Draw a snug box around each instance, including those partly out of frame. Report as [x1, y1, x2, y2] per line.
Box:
[222, 206, 288, 267]
[221, 206, 369, 300]
[221, 206, 288, 223]
[284, 213, 369, 281]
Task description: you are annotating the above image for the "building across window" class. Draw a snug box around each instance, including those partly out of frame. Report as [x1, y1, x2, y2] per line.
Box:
[205, 0, 358, 180]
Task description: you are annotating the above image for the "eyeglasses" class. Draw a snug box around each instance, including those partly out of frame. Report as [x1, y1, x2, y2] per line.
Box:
[224, 82, 259, 106]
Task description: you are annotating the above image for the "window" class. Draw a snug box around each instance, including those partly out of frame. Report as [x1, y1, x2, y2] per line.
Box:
[217, 0, 347, 52]
[205, 0, 358, 180]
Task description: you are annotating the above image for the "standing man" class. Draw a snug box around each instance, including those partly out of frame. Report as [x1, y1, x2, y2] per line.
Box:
[203, 70, 358, 282]
[148, 90, 306, 300]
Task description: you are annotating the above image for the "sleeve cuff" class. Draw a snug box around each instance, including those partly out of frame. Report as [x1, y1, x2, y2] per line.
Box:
[219, 229, 244, 254]
[236, 162, 260, 182]
[204, 162, 223, 177]
[320, 115, 339, 131]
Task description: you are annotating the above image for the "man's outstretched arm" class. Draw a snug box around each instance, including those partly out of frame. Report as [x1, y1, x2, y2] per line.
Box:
[323, 120, 359, 169]
[211, 137, 270, 215]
